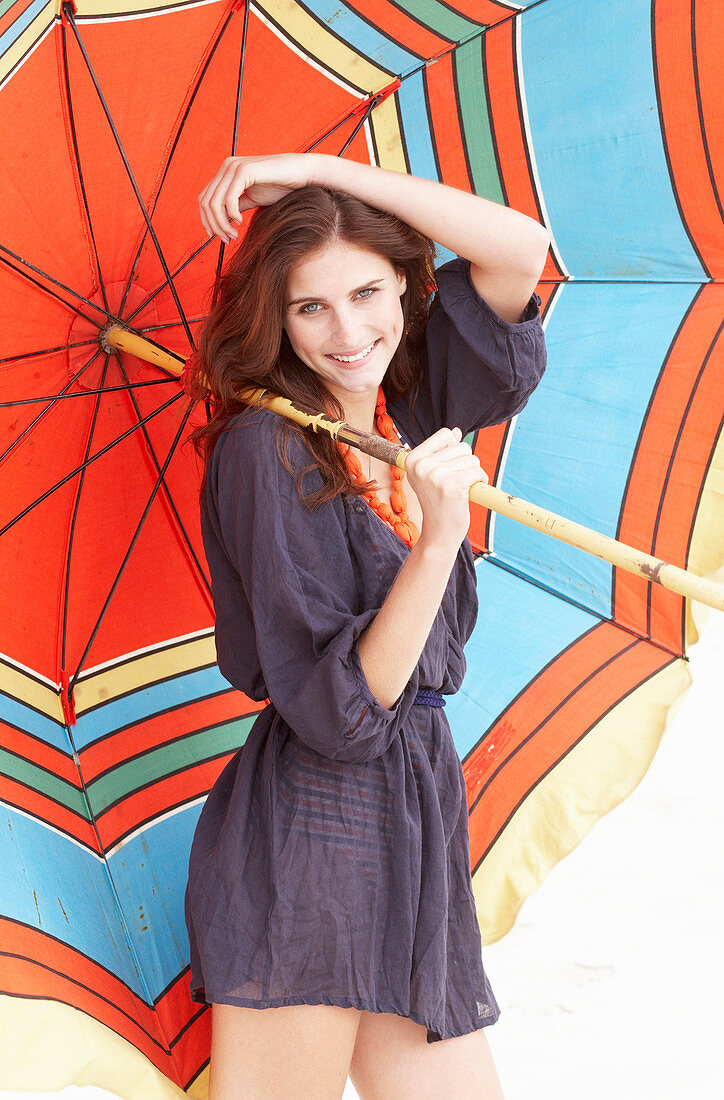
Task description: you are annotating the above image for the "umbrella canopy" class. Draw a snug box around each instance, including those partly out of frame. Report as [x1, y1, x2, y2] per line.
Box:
[1, 0, 722, 1096]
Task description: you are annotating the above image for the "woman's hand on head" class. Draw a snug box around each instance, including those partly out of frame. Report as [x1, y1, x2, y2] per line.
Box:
[404, 427, 488, 552]
[199, 153, 318, 242]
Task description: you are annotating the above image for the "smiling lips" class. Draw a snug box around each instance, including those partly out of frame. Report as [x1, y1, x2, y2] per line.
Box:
[327, 339, 380, 364]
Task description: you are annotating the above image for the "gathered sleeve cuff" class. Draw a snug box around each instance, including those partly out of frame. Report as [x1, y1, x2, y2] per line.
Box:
[392, 257, 547, 441]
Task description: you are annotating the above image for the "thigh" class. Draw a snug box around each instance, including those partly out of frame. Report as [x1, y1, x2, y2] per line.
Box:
[209, 1001, 362, 1100]
[349, 1010, 505, 1100]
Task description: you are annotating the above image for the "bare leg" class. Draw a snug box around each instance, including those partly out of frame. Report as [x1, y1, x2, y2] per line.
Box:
[349, 1009, 505, 1100]
[209, 1001, 362, 1100]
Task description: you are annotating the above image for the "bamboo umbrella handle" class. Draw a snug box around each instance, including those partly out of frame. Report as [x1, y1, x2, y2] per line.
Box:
[239, 386, 724, 614]
[101, 330, 724, 614]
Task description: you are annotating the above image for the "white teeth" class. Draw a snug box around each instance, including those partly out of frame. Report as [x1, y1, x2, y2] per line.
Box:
[329, 341, 376, 363]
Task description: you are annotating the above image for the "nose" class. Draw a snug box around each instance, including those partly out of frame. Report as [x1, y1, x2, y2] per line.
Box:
[330, 304, 363, 349]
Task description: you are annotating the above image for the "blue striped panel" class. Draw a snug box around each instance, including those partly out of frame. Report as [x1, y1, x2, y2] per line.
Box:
[0, 808, 148, 998]
[108, 806, 201, 1000]
[0, 694, 71, 753]
[492, 281, 699, 618]
[300, 0, 420, 78]
[71, 665, 234, 749]
[397, 69, 440, 181]
[449, 562, 598, 759]
[519, 0, 705, 279]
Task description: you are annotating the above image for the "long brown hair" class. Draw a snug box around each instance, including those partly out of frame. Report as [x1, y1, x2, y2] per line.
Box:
[186, 185, 437, 507]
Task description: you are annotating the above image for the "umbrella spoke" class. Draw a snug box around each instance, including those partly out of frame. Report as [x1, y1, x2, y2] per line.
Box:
[60, 17, 110, 314]
[116, 356, 211, 600]
[0, 245, 111, 328]
[0, 379, 177, 408]
[138, 317, 206, 334]
[0, 338, 97, 366]
[62, 4, 195, 352]
[0, 390, 183, 535]
[0, 346, 105, 466]
[67, 400, 196, 695]
[119, 4, 241, 320]
[211, 0, 251, 300]
[60, 354, 114, 669]
[125, 240, 212, 327]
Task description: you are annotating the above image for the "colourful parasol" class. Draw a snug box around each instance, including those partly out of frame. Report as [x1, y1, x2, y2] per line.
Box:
[0, 0, 722, 1096]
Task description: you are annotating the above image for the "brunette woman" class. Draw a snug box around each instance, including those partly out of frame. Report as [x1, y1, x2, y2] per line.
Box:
[184, 153, 549, 1100]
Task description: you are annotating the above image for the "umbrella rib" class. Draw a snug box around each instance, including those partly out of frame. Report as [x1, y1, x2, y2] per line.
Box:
[0, 379, 177, 408]
[59, 354, 114, 672]
[0, 246, 111, 328]
[60, 16, 110, 313]
[119, 4, 240, 319]
[67, 401, 196, 696]
[116, 357, 212, 599]
[211, 0, 251, 301]
[0, 391, 183, 535]
[0, 346, 106, 467]
[124, 240, 212, 327]
[62, 4, 195, 351]
[0, 338, 97, 366]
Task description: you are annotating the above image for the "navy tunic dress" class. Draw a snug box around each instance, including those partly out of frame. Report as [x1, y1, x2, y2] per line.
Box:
[184, 257, 546, 1043]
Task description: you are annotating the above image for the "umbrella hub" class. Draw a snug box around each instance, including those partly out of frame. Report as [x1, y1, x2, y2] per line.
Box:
[68, 281, 158, 390]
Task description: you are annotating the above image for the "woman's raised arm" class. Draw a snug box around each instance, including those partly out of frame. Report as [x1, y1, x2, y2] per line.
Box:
[199, 152, 550, 323]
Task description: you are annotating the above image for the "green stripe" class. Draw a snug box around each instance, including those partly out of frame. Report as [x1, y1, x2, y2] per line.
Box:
[0, 750, 89, 819]
[455, 38, 505, 204]
[87, 716, 255, 812]
[401, 0, 485, 43]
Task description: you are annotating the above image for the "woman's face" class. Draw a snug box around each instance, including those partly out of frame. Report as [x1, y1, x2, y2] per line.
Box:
[283, 239, 407, 407]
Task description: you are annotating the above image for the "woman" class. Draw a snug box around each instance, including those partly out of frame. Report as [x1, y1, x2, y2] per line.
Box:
[185, 152, 549, 1100]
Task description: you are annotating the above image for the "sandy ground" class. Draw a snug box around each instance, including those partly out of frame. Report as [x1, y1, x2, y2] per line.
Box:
[2, 612, 722, 1100]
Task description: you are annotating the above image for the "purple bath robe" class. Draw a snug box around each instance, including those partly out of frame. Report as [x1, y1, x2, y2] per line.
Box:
[184, 257, 546, 1042]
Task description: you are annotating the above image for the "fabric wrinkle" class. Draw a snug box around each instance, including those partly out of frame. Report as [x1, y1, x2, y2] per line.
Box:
[184, 257, 547, 1042]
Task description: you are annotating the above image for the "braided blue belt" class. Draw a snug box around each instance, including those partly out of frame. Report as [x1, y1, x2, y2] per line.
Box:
[412, 689, 446, 707]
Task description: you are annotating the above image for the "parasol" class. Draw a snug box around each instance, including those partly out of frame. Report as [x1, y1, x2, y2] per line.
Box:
[0, 0, 722, 1096]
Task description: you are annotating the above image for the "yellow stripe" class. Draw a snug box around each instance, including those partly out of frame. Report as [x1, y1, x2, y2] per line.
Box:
[369, 91, 407, 172]
[73, 634, 217, 714]
[0, 659, 65, 724]
[472, 658, 692, 944]
[257, 0, 389, 96]
[0, 1, 56, 88]
[0, 995, 203, 1097]
[74, 0, 210, 16]
[684, 425, 724, 650]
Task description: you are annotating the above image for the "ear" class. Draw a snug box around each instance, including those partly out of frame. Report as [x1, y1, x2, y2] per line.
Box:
[395, 268, 407, 295]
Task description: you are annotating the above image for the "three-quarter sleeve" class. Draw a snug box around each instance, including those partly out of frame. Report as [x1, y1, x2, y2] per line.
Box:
[210, 411, 421, 764]
[389, 256, 546, 442]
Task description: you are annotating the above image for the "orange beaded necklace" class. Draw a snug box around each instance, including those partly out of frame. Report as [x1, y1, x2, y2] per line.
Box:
[338, 386, 421, 548]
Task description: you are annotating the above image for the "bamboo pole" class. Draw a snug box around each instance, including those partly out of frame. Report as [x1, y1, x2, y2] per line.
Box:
[239, 386, 724, 614]
[103, 327, 724, 613]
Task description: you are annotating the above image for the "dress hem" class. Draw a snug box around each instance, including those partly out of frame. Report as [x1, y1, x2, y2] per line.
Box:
[190, 985, 500, 1044]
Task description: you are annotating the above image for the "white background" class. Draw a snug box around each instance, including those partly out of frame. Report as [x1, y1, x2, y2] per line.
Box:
[2, 610, 722, 1100]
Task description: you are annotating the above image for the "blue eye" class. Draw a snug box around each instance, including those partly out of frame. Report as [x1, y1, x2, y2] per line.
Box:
[300, 302, 322, 314]
[357, 287, 376, 299]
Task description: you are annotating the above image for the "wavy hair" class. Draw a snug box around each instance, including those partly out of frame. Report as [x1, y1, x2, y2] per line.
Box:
[186, 185, 437, 507]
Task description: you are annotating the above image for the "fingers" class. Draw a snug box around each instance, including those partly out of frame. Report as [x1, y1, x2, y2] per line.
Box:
[199, 159, 247, 242]
[406, 426, 489, 485]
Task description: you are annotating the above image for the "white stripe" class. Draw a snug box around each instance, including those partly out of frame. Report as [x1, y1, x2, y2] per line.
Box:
[487, 280, 562, 553]
[1, 801, 104, 861]
[77, 627, 215, 680]
[105, 795, 206, 856]
[515, 16, 569, 280]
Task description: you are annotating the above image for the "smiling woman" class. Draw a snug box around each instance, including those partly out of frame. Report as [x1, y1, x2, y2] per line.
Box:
[185, 151, 547, 1100]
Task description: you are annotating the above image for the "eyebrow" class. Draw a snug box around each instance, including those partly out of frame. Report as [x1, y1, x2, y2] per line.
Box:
[286, 278, 386, 308]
